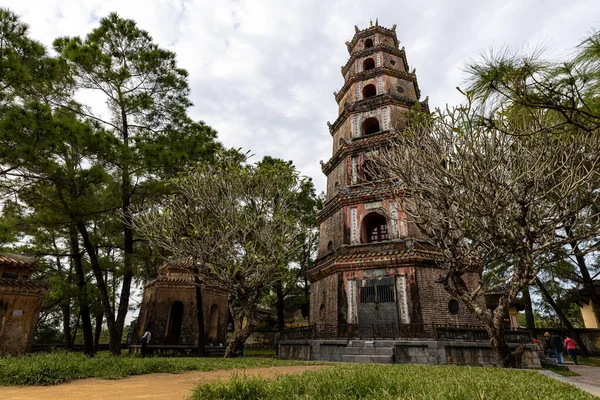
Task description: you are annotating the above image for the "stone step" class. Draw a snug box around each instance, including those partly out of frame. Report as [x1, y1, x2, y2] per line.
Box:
[347, 340, 397, 348]
[542, 357, 558, 366]
[342, 354, 394, 364]
[342, 347, 394, 356]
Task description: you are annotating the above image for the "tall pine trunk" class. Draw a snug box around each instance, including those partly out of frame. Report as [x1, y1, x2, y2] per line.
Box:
[94, 313, 103, 353]
[61, 303, 73, 349]
[69, 226, 94, 356]
[76, 221, 121, 355]
[113, 108, 134, 356]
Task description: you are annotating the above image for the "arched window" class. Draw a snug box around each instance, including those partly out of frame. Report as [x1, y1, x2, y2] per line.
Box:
[364, 38, 374, 48]
[362, 160, 376, 182]
[363, 58, 375, 71]
[362, 213, 389, 243]
[362, 84, 376, 99]
[327, 240, 333, 252]
[448, 300, 460, 315]
[361, 117, 380, 136]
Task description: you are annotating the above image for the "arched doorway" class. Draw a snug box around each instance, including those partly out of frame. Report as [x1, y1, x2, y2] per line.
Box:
[361, 212, 389, 243]
[361, 117, 380, 136]
[166, 301, 183, 345]
[208, 304, 219, 344]
[363, 58, 375, 71]
[364, 38, 373, 48]
[362, 84, 377, 99]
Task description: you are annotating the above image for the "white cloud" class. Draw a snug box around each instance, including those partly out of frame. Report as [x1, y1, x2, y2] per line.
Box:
[4, 0, 600, 194]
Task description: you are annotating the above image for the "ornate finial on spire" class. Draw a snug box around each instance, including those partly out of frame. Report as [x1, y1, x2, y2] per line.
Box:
[401, 46, 405, 52]
[319, 160, 324, 166]
[423, 96, 429, 103]
[376, 18, 379, 26]
[354, 25, 360, 33]
[391, 24, 397, 31]
[333, 91, 338, 97]
[327, 121, 332, 129]
[411, 68, 416, 74]
[369, 19, 373, 27]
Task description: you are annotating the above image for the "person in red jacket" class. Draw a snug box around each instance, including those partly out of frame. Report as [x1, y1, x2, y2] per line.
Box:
[564, 335, 578, 365]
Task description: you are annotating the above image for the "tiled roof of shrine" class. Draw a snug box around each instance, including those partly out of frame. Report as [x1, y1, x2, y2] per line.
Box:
[0, 253, 37, 270]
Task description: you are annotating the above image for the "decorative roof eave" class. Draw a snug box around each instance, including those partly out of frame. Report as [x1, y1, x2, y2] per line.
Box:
[329, 94, 429, 135]
[335, 66, 417, 103]
[322, 129, 398, 175]
[345, 24, 399, 54]
[144, 275, 224, 293]
[308, 247, 441, 282]
[340, 44, 407, 77]
[317, 185, 405, 222]
[0, 278, 49, 294]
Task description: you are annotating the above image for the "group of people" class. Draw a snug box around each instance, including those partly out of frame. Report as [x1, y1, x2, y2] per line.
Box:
[543, 332, 578, 365]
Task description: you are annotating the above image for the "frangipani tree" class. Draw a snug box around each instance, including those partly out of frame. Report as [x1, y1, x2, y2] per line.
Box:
[132, 152, 305, 357]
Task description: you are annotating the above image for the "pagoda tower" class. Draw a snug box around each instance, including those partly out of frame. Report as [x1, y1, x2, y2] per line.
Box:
[308, 22, 481, 334]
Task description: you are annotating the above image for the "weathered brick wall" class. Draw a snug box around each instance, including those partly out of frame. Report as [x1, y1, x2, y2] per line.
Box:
[383, 75, 417, 100]
[332, 118, 351, 153]
[326, 161, 347, 200]
[382, 52, 406, 72]
[0, 291, 44, 355]
[136, 285, 228, 346]
[309, 273, 339, 325]
[337, 87, 356, 114]
[318, 208, 346, 256]
[389, 104, 410, 131]
[415, 267, 483, 326]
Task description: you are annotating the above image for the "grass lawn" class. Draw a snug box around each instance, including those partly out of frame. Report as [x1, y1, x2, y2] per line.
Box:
[243, 348, 276, 358]
[0, 351, 311, 386]
[579, 357, 600, 366]
[544, 365, 581, 377]
[193, 363, 595, 400]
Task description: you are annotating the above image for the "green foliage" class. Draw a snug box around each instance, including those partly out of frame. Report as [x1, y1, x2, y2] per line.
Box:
[0, 351, 308, 386]
[0, 8, 46, 102]
[193, 364, 594, 400]
[544, 365, 580, 377]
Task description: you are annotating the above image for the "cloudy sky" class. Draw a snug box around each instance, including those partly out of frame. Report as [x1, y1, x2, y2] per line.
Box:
[4, 0, 600, 194]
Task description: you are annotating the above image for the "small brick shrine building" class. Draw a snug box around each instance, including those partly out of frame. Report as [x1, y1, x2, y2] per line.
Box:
[309, 22, 483, 334]
[135, 260, 228, 347]
[0, 253, 49, 355]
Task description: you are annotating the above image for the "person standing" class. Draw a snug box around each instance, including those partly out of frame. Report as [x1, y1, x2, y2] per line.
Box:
[543, 332, 553, 358]
[564, 335, 579, 365]
[274, 331, 281, 358]
[140, 329, 151, 357]
[549, 333, 565, 364]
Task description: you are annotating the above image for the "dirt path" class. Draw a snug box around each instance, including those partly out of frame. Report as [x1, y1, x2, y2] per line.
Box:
[0, 365, 329, 400]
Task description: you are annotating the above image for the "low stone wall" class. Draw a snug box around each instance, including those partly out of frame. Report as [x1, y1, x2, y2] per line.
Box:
[231, 330, 277, 349]
[279, 339, 541, 368]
